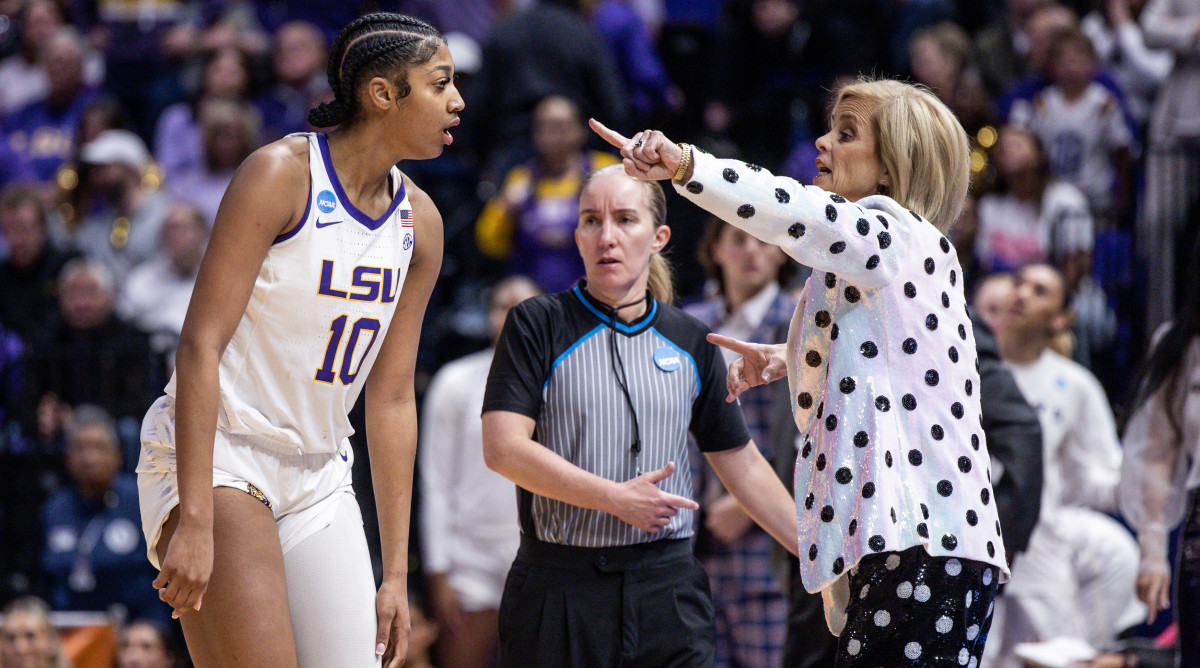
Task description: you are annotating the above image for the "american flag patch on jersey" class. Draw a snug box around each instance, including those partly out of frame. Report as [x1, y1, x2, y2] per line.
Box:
[401, 209, 413, 227]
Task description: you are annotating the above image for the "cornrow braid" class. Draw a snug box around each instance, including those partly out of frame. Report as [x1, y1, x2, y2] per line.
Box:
[308, 13, 443, 128]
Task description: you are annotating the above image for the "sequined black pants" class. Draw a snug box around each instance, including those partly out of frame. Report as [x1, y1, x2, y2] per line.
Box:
[836, 546, 999, 667]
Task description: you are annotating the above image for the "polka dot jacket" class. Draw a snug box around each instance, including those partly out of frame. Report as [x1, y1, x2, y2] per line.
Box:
[674, 150, 1010, 596]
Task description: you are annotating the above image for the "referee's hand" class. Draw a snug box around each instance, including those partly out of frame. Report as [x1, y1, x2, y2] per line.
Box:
[610, 462, 699, 533]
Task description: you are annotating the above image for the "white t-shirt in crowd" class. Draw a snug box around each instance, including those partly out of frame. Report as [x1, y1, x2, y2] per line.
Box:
[974, 181, 1094, 274]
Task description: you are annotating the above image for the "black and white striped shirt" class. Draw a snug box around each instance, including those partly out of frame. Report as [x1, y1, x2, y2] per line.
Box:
[484, 283, 751, 547]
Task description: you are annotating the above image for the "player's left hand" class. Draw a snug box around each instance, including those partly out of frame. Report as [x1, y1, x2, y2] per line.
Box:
[376, 579, 410, 667]
[590, 119, 683, 181]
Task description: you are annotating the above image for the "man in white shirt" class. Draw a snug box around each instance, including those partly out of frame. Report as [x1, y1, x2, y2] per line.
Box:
[986, 263, 1144, 666]
[419, 275, 540, 668]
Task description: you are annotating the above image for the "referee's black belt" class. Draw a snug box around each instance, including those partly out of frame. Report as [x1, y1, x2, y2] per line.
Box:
[516, 535, 692, 573]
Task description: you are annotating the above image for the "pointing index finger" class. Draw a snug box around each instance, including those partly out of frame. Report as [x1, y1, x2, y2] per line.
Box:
[706, 332, 754, 355]
[589, 118, 629, 149]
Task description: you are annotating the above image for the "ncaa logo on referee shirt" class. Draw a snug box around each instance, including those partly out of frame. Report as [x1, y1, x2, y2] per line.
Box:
[653, 346, 680, 372]
[316, 190, 338, 214]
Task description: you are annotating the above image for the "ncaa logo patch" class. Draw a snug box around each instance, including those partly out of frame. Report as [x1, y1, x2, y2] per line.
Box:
[402, 232, 413, 250]
[653, 346, 681, 372]
[316, 189, 338, 214]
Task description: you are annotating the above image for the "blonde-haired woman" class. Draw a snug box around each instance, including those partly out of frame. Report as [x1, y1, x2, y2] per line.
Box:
[0, 596, 71, 668]
[594, 78, 1011, 666]
[481, 165, 799, 667]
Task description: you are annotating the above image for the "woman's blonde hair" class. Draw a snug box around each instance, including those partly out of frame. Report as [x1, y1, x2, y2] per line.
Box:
[581, 165, 675, 304]
[834, 78, 971, 232]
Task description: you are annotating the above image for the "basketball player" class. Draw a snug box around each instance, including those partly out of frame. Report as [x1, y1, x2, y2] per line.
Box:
[136, 13, 461, 667]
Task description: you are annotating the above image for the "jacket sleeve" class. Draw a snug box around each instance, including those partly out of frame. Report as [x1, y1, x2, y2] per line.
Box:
[673, 150, 912, 288]
[1120, 381, 1188, 576]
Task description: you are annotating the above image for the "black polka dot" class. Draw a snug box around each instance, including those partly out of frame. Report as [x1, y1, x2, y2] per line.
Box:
[917, 522, 929, 538]
[877, 214, 889, 228]
[797, 392, 813, 409]
[862, 481, 876, 498]
[723, 168, 739, 183]
[958, 323, 967, 340]
[996, 520, 1002, 536]
[830, 193, 846, 203]
[820, 505, 834, 522]
[948, 346, 959, 363]
[925, 369, 939, 386]
[830, 241, 846, 254]
[825, 204, 838, 221]
[788, 222, 805, 238]
[902, 338, 918, 355]
[966, 509, 978, 526]
[816, 453, 826, 471]
[924, 257, 935, 274]
[844, 286, 861, 302]
[848, 518, 858, 535]
[950, 270, 957, 286]
[970, 434, 980, 450]
[856, 218, 870, 235]
[902, 394, 917, 410]
[809, 544, 818, 561]
[921, 503, 930, 519]
[908, 449, 923, 466]
[987, 541, 995, 557]
[941, 292, 950, 308]
[815, 311, 831, 328]
[745, 162, 763, 172]
[839, 377, 856, 394]
[830, 324, 839, 340]
[904, 282, 917, 298]
[836, 467, 853, 484]
[806, 351, 822, 367]
[825, 414, 838, 431]
[737, 204, 755, 218]
[853, 431, 869, 447]
[685, 181, 703, 194]
[931, 424, 944, 440]
[801, 441, 811, 458]
[951, 402, 964, 419]
[965, 379, 973, 396]
[910, 209, 921, 221]
[926, 313, 939, 330]
[875, 395, 890, 411]
[816, 402, 823, 418]
[942, 534, 958, 551]
[892, 508, 899, 525]
[832, 557, 844, 575]
[940, 237, 951, 253]
[866, 255, 880, 270]
[775, 188, 790, 203]
[885, 452, 893, 467]
[825, 272, 837, 289]
[861, 341, 878, 358]
[877, 231, 892, 249]
[804, 493, 814, 510]
[937, 480, 954, 497]
[981, 488, 990, 505]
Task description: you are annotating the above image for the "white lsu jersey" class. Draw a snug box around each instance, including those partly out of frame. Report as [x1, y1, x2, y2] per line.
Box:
[164, 132, 416, 455]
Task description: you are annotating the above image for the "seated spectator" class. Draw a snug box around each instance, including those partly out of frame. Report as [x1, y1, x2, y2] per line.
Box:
[4, 27, 99, 185]
[0, 595, 71, 668]
[0, 185, 79, 341]
[985, 263, 1144, 667]
[1010, 29, 1134, 224]
[165, 99, 260, 225]
[1081, 0, 1173, 131]
[475, 95, 619, 292]
[42, 406, 164, 624]
[0, 0, 104, 117]
[253, 21, 331, 142]
[974, 0, 1055, 97]
[908, 22, 996, 138]
[975, 125, 1094, 289]
[117, 619, 181, 668]
[21, 258, 157, 460]
[153, 46, 253, 186]
[68, 130, 171, 286]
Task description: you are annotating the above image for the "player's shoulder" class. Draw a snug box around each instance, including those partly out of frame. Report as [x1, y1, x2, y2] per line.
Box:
[396, 169, 441, 225]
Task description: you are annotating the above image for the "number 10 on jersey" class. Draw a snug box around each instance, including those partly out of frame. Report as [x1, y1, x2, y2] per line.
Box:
[315, 315, 382, 385]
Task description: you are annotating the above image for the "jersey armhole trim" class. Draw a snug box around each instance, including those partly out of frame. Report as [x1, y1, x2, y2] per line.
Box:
[273, 174, 312, 244]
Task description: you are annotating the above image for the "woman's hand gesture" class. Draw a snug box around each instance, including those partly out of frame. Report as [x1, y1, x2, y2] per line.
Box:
[706, 334, 789, 402]
[589, 119, 683, 181]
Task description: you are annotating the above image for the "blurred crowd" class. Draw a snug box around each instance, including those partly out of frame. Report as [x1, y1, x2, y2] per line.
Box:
[0, 0, 1197, 666]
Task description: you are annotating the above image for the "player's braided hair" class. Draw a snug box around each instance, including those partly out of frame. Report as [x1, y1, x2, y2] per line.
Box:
[307, 13, 443, 128]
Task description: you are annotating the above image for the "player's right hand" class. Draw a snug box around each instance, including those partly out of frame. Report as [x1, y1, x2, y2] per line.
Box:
[610, 462, 699, 532]
[152, 519, 212, 619]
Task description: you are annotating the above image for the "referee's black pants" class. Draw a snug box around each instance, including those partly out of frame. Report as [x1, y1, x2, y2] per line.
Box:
[498, 535, 716, 667]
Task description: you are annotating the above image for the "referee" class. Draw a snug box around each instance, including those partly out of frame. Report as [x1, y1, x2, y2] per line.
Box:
[482, 165, 798, 667]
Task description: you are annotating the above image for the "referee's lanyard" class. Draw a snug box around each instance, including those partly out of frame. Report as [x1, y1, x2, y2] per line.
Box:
[591, 288, 647, 476]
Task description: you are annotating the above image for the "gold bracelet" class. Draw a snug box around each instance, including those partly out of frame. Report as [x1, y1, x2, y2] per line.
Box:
[672, 143, 693, 184]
